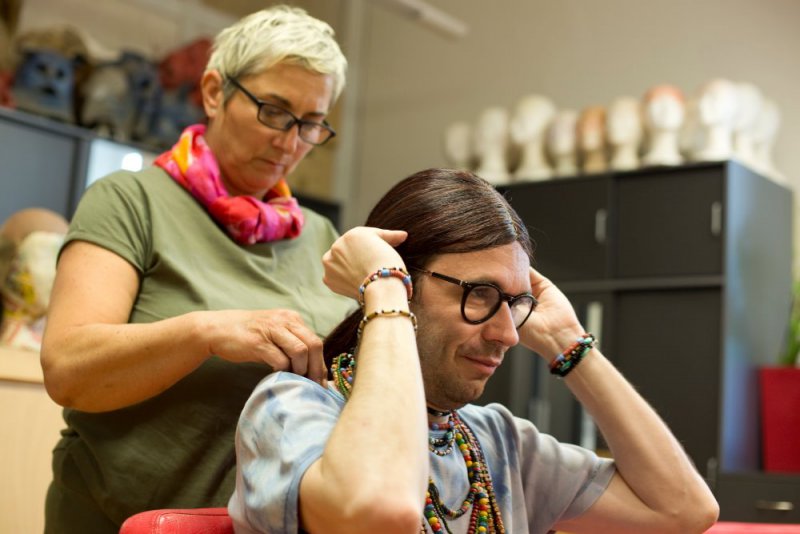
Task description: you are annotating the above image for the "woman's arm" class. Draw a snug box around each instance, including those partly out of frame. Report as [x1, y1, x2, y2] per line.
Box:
[298, 227, 428, 534]
[41, 241, 327, 412]
[521, 268, 719, 534]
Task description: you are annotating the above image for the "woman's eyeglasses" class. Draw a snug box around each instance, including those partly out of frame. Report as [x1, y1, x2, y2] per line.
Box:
[227, 77, 336, 146]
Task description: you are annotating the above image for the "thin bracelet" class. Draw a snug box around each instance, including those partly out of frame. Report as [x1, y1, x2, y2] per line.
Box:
[356, 308, 417, 340]
[358, 267, 413, 309]
[550, 333, 596, 377]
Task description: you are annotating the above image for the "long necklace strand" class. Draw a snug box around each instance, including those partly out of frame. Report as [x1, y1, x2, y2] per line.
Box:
[331, 353, 504, 533]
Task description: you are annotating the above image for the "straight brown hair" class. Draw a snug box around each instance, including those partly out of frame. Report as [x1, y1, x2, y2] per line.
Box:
[323, 168, 533, 367]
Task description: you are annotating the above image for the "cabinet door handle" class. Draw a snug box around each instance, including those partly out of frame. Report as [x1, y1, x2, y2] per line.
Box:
[594, 209, 607, 244]
[710, 201, 722, 236]
[755, 500, 794, 511]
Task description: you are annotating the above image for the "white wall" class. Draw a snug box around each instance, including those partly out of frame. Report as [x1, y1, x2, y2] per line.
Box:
[344, 0, 800, 254]
[15, 0, 800, 270]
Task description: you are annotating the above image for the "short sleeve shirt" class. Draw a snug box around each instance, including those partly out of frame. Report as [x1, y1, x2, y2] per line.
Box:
[52, 167, 355, 524]
[228, 372, 616, 534]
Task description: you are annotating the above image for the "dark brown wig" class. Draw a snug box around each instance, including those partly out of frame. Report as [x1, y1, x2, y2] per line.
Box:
[323, 168, 532, 369]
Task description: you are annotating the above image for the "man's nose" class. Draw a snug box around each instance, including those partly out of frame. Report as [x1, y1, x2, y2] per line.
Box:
[482, 301, 520, 348]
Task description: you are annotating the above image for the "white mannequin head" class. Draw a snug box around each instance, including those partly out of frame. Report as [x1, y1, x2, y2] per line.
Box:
[443, 120, 473, 169]
[473, 106, 509, 156]
[607, 97, 643, 171]
[510, 95, 555, 181]
[698, 78, 739, 130]
[607, 97, 643, 147]
[691, 78, 739, 161]
[547, 109, 579, 177]
[547, 109, 578, 156]
[733, 82, 764, 135]
[510, 94, 556, 145]
[732, 82, 764, 166]
[642, 84, 685, 166]
[643, 84, 685, 133]
[473, 106, 510, 184]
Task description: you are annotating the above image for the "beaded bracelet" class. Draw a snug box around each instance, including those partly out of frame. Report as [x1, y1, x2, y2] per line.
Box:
[357, 267, 413, 309]
[550, 333, 596, 377]
[356, 308, 418, 340]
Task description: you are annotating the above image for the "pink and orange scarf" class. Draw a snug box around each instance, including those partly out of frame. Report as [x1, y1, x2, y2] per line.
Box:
[155, 124, 304, 245]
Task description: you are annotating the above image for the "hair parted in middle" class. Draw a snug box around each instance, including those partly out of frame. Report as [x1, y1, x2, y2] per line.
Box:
[205, 4, 347, 104]
[323, 167, 533, 365]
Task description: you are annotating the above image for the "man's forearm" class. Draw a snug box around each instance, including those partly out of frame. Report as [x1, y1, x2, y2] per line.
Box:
[564, 349, 719, 531]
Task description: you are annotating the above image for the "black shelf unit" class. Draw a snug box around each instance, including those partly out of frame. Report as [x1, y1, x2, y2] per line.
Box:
[478, 161, 799, 522]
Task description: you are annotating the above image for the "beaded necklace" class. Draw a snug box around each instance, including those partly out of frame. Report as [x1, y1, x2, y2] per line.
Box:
[331, 352, 505, 534]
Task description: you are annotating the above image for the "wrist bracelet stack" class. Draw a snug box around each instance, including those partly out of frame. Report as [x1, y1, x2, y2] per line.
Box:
[550, 333, 596, 377]
[358, 267, 412, 308]
[357, 308, 418, 340]
[356, 267, 416, 340]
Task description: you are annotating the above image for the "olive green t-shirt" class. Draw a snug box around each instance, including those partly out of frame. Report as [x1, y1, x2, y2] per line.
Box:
[49, 166, 354, 526]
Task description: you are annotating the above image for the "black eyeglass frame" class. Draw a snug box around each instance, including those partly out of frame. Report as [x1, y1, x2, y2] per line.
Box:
[227, 77, 336, 146]
[409, 266, 537, 328]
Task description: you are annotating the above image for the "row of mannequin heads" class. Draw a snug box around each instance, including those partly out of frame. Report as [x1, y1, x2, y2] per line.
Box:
[443, 79, 784, 186]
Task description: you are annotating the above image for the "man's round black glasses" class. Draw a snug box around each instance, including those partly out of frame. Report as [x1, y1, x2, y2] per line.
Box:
[410, 267, 536, 329]
[227, 77, 336, 146]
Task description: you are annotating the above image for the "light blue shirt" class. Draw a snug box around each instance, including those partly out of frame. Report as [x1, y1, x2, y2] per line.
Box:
[229, 372, 615, 534]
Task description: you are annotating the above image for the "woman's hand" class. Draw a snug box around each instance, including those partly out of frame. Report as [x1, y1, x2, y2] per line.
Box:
[518, 267, 586, 360]
[203, 308, 326, 383]
[322, 226, 408, 299]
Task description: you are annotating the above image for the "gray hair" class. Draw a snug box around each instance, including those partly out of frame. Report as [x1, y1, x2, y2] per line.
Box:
[205, 5, 347, 104]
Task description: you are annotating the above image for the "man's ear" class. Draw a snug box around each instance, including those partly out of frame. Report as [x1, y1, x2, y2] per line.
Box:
[201, 70, 225, 119]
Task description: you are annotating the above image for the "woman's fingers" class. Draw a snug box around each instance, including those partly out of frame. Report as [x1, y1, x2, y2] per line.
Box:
[209, 309, 327, 385]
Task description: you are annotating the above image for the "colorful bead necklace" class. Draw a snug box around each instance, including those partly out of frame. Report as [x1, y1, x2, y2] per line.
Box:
[429, 418, 455, 456]
[331, 352, 505, 533]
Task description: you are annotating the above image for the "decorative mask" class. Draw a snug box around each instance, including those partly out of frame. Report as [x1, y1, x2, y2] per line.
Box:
[13, 49, 76, 122]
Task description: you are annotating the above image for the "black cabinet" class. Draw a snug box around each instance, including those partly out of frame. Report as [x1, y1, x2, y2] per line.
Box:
[482, 161, 799, 521]
[616, 168, 724, 277]
[614, 288, 723, 472]
[505, 176, 612, 281]
[715, 472, 800, 523]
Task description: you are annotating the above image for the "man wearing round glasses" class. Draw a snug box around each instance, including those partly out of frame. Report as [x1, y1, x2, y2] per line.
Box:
[230, 169, 719, 534]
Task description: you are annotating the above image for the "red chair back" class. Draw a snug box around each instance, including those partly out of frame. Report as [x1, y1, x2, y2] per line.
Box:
[706, 523, 800, 533]
[119, 508, 233, 534]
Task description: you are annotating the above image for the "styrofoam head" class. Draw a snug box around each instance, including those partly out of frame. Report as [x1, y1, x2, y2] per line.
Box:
[733, 82, 764, 133]
[697, 78, 739, 128]
[510, 94, 556, 143]
[607, 97, 643, 145]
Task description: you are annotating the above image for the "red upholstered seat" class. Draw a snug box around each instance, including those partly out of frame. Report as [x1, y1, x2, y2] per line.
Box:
[706, 523, 800, 533]
[119, 508, 233, 534]
[119, 511, 800, 534]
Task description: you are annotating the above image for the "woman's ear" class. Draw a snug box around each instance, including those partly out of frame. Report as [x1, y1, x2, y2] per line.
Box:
[201, 70, 224, 119]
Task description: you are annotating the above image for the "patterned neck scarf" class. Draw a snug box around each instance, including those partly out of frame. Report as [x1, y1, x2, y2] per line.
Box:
[155, 124, 304, 245]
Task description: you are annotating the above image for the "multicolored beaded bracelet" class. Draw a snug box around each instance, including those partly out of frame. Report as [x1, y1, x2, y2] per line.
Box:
[358, 267, 413, 309]
[356, 308, 418, 340]
[550, 333, 596, 377]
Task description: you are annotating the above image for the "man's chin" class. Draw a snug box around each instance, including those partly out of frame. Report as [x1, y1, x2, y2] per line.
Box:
[445, 382, 489, 408]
